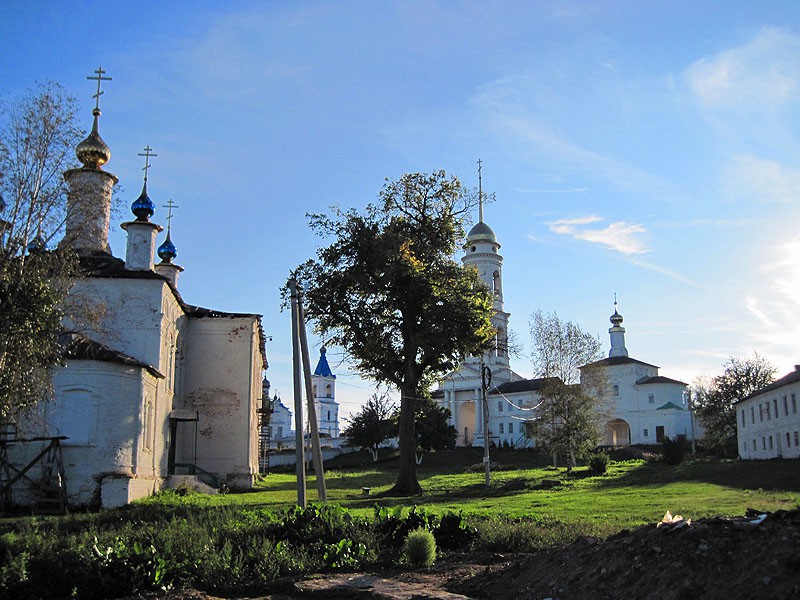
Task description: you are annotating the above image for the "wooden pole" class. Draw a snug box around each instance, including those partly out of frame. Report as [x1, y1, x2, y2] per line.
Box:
[289, 279, 306, 507]
[296, 285, 327, 502]
[481, 360, 491, 487]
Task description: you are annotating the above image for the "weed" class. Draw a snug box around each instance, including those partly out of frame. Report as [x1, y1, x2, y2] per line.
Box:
[402, 528, 436, 567]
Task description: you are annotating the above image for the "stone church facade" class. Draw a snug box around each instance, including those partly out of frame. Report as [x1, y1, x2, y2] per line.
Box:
[9, 78, 267, 509]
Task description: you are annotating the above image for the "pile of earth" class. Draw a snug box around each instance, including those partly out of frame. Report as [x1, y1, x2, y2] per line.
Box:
[128, 508, 800, 599]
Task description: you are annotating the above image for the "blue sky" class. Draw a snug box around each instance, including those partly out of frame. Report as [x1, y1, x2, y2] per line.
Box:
[3, 1, 799, 417]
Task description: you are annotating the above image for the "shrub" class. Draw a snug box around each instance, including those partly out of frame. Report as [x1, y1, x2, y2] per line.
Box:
[402, 528, 436, 568]
[589, 450, 610, 474]
[662, 436, 691, 465]
[434, 511, 476, 550]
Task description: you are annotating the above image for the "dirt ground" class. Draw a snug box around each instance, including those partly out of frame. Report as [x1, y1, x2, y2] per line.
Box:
[131, 508, 800, 600]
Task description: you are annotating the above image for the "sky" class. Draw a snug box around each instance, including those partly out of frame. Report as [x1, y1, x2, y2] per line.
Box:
[2, 1, 799, 420]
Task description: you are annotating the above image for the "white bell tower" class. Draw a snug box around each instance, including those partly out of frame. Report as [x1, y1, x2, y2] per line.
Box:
[311, 347, 339, 438]
[461, 161, 511, 380]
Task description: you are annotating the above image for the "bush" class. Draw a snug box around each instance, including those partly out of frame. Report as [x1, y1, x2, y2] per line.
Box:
[434, 511, 476, 550]
[662, 436, 691, 465]
[589, 450, 610, 474]
[402, 528, 436, 567]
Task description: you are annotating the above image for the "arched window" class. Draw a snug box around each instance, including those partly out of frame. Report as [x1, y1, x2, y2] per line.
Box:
[325, 384, 332, 398]
[492, 270, 501, 295]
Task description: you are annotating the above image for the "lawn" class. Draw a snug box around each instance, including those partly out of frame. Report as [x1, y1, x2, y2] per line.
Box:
[3, 451, 799, 598]
[143, 450, 800, 533]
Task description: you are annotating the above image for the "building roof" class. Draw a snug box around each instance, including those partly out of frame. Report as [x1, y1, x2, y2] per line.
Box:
[313, 347, 336, 378]
[490, 377, 561, 395]
[466, 221, 497, 244]
[737, 365, 800, 404]
[636, 375, 687, 386]
[59, 333, 164, 378]
[656, 401, 685, 411]
[582, 356, 658, 369]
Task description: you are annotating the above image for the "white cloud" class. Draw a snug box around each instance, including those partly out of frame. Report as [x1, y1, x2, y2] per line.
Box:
[547, 215, 648, 255]
[723, 154, 800, 204]
[684, 27, 800, 109]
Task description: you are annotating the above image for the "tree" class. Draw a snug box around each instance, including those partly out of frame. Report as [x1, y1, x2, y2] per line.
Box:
[0, 83, 83, 420]
[412, 398, 457, 464]
[294, 171, 496, 494]
[695, 354, 775, 455]
[342, 393, 397, 462]
[527, 310, 604, 468]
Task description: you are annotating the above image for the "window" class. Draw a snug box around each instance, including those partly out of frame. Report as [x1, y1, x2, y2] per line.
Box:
[613, 385, 619, 397]
[795, 431, 799, 446]
[787, 432, 791, 447]
[648, 394, 655, 404]
[766, 403, 771, 420]
[773, 399, 778, 419]
[744, 441, 747, 451]
[741, 410, 746, 427]
[793, 394, 797, 414]
[498, 400, 503, 413]
[759, 404, 764, 422]
[508, 422, 514, 434]
[762, 437, 766, 450]
[769, 436, 774, 450]
[784, 396, 789, 416]
[643, 428, 649, 437]
[325, 384, 332, 398]
[499, 423, 504, 434]
[327, 410, 331, 421]
[751, 406, 755, 424]
[752, 439, 756, 451]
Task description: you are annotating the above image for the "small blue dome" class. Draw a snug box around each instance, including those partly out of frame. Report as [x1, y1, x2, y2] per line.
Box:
[27, 232, 45, 254]
[131, 183, 155, 221]
[157, 233, 177, 263]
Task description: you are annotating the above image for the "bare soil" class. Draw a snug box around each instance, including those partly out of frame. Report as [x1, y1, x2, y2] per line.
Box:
[128, 508, 800, 600]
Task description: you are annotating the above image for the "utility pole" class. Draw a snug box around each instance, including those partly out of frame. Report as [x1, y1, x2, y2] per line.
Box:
[289, 278, 306, 507]
[687, 389, 697, 459]
[296, 285, 327, 502]
[481, 359, 492, 487]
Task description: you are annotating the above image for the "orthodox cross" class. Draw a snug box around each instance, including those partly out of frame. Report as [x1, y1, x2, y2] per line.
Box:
[87, 66, 112, 111]
[138, 146, 157, 183]
[162, 198, 179, 231]
[477, 158, 484, 223]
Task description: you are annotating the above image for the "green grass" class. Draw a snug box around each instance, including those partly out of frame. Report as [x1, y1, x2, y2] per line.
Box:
[2, 452, 799, 598]
[143, 451, 800, 534]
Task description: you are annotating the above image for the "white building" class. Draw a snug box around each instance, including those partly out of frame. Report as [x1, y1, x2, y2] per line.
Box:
[8, 82, 267, 509]
[581, 307, 696, 446]
[312, 347, 340, 439]
[435, 191, 695, 449]
[735, 365, 800, 459]
[435, 194, 548, 448]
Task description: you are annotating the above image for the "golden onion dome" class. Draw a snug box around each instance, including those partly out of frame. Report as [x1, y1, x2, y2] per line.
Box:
[76, 108, 111, 169]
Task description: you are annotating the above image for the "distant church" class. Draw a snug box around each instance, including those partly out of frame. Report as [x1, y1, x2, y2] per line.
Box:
[8, 71, 267, 509]
[434, 189, 695, 448]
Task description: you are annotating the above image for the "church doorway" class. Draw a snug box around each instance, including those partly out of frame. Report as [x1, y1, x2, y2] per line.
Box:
[604, 419, 631, 446]
[457, 402, 476, 447]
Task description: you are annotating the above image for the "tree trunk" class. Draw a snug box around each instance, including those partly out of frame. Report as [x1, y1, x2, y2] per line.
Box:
[388, 380, 422, 495]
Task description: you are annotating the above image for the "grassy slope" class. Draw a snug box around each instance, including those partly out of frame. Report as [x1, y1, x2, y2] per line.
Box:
[142, 450, 800, 534]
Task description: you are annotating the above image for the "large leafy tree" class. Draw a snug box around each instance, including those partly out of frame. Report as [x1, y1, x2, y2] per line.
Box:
[695, 354, 775, 455]
[0, 83, 83, 420]
[527, 310, 604, 468]
[342, 393, 397, 462]
[295, 171, 495, 494]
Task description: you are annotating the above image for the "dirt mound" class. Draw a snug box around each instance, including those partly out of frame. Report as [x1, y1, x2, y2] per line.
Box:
[454, 509, 800, 600]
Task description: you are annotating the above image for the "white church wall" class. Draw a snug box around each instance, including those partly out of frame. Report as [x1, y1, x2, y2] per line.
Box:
[12, 361, 165, 507]
[180, 316, 261, 489]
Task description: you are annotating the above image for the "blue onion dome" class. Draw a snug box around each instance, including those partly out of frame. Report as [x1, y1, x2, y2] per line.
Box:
[466, 220, 497, 243]
[131, 182, 155, 221]
[76, 109, 111, 169]
[157, 231, 177, 263]
[27, 232, 46, 254]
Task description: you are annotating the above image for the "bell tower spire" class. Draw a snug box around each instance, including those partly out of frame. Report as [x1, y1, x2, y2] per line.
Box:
[608, 295, 629, 358]
[62, 66, 118, 254]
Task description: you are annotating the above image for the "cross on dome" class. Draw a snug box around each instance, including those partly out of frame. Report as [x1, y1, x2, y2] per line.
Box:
[87, 66, 112, 112]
